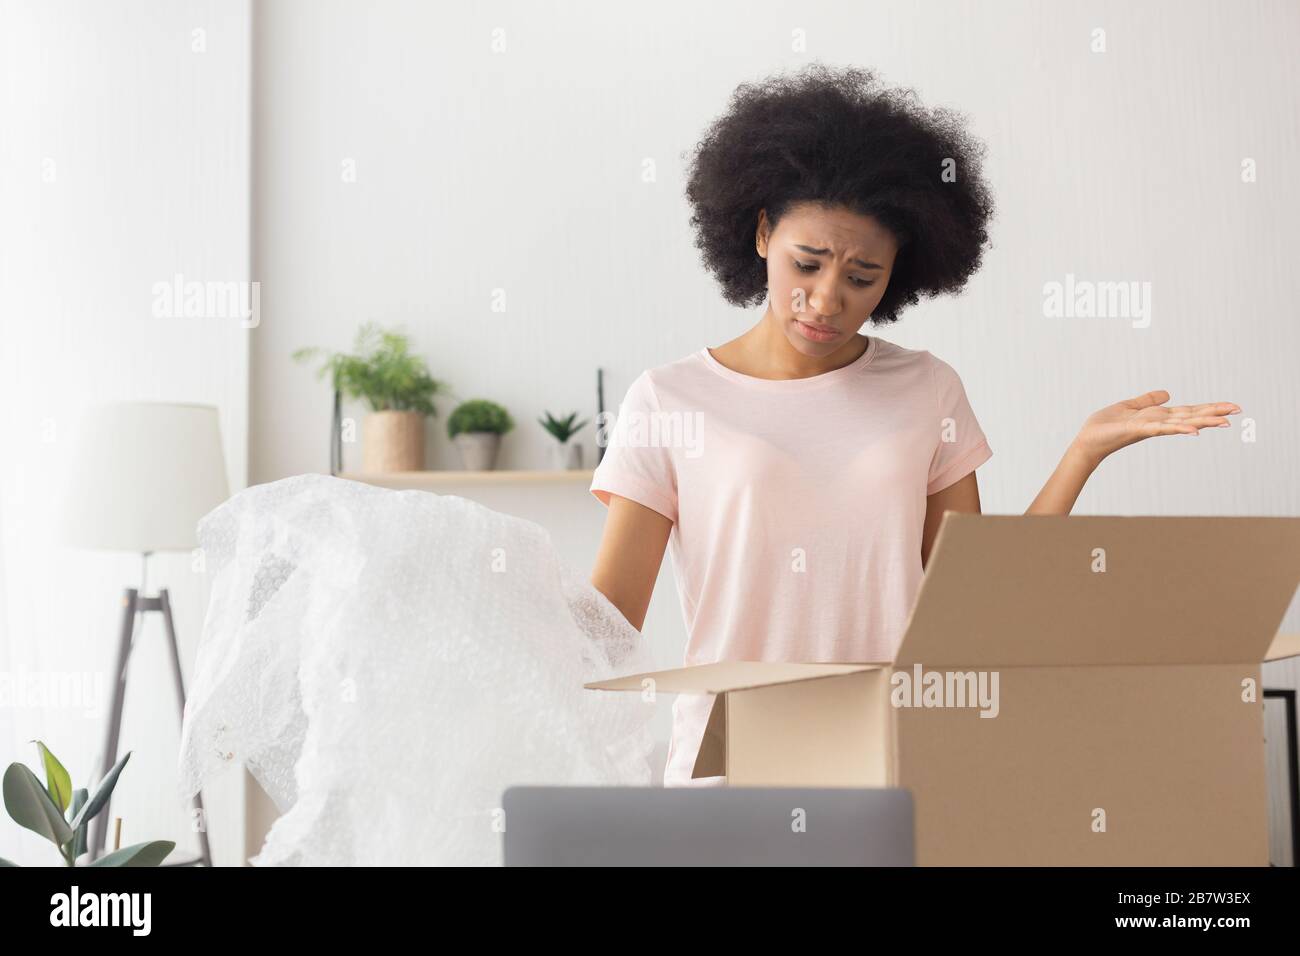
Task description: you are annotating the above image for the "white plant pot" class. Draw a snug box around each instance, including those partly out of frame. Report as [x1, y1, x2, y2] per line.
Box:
[453, 432, 501, 470]
[548, 439, 584, 470]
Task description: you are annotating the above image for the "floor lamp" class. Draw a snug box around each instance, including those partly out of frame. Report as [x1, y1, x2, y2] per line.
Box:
[61, 402, 230, 866]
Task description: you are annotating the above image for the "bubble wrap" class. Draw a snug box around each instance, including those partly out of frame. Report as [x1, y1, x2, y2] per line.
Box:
[178, 474, 654, 866]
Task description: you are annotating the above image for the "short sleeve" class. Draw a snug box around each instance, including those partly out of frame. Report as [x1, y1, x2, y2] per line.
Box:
[590, 371, 679, 523]
[926, 354, 993, 496]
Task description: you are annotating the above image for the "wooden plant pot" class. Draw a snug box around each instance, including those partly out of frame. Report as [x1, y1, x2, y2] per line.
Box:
[362, 410, 425, 472]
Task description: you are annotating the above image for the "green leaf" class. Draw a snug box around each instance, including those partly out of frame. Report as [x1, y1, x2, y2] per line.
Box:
[87, 840, 175, 868]
[448, 399, 513, 438]
[33, 741, 72, 814]
[294, 324, 447, 414]
[3, 763, 73, 847]
[70, 752, 131, 831]
[68, 788, 89, 860]
[539, 410, 586, 442]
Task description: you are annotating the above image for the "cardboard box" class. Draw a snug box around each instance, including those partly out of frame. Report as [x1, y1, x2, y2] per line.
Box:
[587, 514, 1300, 865]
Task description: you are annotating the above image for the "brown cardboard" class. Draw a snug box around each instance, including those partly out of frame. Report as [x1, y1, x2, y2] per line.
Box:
[586, 514, 1300, 866]
[1266, 631, 1300, 661]
[587, 660, 875, 694]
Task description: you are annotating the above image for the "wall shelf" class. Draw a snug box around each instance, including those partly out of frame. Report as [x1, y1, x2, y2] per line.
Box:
[339, 470, 594, 489]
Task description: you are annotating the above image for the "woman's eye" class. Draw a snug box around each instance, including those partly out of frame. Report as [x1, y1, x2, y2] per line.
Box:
[793, 260, 874, 288]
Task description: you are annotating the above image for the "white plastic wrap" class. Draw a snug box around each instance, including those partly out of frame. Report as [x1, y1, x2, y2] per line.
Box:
[178, 474, 654, 866]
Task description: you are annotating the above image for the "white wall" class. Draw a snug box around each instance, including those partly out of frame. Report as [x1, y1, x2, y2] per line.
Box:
[250, 0, 1300, 639]
[0, 0, 250, 865]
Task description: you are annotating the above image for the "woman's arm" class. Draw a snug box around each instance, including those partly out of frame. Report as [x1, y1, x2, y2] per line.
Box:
[1024, 442, 1098, 515]
[922, 471, 981, 568]
[1028, 390, 1239, 515]
[922, 390, 1240, 567]
[590, 494, 673, 632]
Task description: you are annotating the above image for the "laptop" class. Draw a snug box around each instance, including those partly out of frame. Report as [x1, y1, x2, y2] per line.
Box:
[501, 786, 914, 866]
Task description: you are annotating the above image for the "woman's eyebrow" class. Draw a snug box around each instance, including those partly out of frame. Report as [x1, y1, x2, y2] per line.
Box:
[793, 244, 884, 270]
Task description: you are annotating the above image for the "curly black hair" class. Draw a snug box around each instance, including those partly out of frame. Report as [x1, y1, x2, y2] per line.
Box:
[684, 63, 994, 324]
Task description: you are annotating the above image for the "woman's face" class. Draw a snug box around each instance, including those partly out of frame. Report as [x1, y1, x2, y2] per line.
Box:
[756, 202, 899, 356]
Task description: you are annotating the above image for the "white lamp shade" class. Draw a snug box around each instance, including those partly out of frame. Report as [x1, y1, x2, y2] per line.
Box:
[61, 402, 231, 553]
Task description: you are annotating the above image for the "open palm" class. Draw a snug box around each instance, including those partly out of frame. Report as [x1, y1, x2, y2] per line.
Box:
[1074, 390, 1240, 465]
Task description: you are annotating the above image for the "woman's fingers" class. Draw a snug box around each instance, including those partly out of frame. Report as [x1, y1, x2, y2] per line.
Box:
[1144, 417, 1231, 435]
[1164, 401, 1241, 417]
[1162, 414, 1232, 426]
[1124, 389, 1171, 409]
[1142, 421, 1198, 435]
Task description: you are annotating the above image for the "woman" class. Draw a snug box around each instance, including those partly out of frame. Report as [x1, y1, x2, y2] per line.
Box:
[587, 64, 1238, 788]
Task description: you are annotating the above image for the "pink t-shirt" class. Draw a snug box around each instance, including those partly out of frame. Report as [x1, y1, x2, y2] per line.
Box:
[589, 334, 993, 787]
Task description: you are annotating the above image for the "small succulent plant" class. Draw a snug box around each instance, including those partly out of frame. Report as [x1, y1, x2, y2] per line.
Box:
[538, 411, 589, 444]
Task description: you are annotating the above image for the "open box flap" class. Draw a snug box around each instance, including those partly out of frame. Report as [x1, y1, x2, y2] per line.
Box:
[690, 694, 727, 778]
[1266, 632, 1300, 662]
[584, 660, 880, 694]
[896, 513, 1300, 668]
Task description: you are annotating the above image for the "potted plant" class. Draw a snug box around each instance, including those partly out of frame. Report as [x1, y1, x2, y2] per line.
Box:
[447, 399, 513, 471]
[539, 410, 589, 470]
[294, 323, 449, 473]
[2, 744, 174, 866]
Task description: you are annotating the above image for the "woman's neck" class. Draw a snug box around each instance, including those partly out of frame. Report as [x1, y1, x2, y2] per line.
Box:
[711, 308, 869, 380]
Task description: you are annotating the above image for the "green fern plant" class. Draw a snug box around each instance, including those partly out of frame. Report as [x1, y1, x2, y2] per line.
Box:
[293, 323, 449, 416]
[1, 744, 174, 867]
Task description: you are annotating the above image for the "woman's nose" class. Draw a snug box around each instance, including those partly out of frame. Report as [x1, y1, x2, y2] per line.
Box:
[807, 282, 842, 318]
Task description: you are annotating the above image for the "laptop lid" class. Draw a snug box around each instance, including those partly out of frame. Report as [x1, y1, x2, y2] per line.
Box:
[501, 786, 914, 866]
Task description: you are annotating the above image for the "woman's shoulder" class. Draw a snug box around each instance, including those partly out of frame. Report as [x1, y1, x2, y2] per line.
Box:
[609, 349, 712, 411]
[865, 333, 935, 369]
[637, 347, 714, 387]
[871, 334, 970, 373]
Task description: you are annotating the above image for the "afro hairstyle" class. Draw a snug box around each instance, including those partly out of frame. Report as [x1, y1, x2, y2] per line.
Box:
[683, 63, 994, 324]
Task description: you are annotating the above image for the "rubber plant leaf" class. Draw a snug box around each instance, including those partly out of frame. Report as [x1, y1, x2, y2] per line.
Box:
[88, 840, 175, 868]
[69, 752, 131, 832]
[3, 763, 73, 847]
[34, 741, 72, 814]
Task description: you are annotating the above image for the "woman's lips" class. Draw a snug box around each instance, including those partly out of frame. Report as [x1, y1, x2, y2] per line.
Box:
[794, 319, 841, 342]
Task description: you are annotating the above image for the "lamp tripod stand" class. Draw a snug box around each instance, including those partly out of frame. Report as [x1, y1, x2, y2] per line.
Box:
[89, 553, 212, 866]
